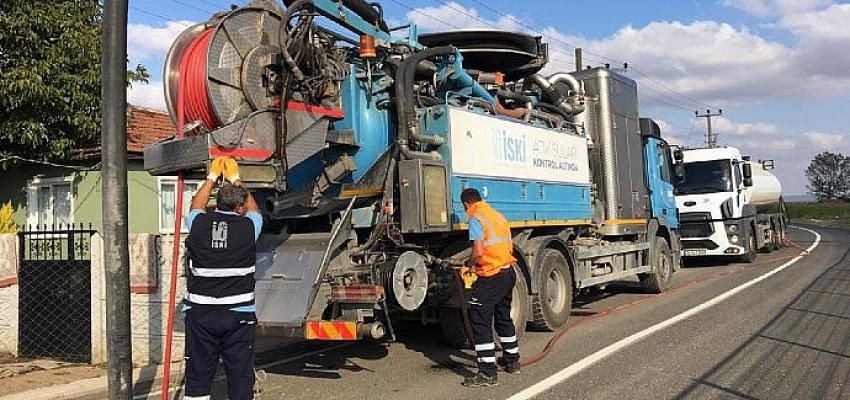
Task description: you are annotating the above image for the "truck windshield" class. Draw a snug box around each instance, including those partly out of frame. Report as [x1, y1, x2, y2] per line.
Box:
[677, 160, 733, 194]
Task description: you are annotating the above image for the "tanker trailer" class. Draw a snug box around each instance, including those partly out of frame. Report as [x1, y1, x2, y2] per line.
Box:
[675, 147, 787, 263]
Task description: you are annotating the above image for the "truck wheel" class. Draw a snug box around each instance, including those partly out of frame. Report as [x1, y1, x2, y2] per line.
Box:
[529, 249, 573, 331]
[740, 228, 758, 264]
[639, 237, 673, 294]
[502, 265, 529, 343]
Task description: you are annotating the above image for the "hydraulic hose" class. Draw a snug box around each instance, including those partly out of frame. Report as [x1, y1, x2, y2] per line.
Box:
[394, 46, 455, 150]
[283, 0, 389, 32]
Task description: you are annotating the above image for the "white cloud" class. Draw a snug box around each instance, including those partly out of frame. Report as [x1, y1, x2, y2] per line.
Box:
[398, 2, 850, 106]
[128, 81, 167, 111]
[405, 2, 521, 31]
[127, 21, 194, 62]
[804, 131, 846, 148]
[721, 0, 835, 18]
[710, 117, 780, 136]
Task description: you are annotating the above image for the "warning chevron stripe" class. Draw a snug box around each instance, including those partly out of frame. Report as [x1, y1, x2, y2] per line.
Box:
[305, 321, 357, 340]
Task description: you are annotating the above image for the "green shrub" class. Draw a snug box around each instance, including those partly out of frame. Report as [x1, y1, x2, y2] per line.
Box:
[0, 202, 18, 234]
[786, 201, 850, 220]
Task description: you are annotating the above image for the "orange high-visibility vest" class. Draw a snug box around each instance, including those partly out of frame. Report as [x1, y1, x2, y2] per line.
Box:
[467, 201, 516, 277]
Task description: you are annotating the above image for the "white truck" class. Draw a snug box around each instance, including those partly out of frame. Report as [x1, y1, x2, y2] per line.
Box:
[675, 147, 787, 262]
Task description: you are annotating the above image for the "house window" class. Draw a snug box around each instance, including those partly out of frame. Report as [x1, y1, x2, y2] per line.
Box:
[158, 178, 202, 233]
[27, 177, 73, 229]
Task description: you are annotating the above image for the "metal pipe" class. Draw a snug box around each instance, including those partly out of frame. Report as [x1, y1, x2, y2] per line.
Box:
[399, 143, 442, 160]
[547, 72, 583, 94]
[101, 0, 132, 397]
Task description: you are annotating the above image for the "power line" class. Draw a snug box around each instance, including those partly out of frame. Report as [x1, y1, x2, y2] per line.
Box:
[129, 5, 192, 26]
[163, 0, 218, 15]
[386, 0, 465, 30]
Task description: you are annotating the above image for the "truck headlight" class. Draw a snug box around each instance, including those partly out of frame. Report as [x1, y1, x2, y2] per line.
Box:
[727, 224, 738, 234]
[729, 234, 739, 243]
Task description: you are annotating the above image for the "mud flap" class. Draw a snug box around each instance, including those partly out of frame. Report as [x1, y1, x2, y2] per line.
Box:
[254, 199, 355, 336]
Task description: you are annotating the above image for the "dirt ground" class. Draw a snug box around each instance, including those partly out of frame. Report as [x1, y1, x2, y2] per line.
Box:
[0, 355, 105, 396]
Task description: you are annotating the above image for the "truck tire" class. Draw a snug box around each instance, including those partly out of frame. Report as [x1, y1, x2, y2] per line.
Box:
[639, 237, 673, 294]
[505, 265, 529, 343]
[529, 249, 573, 331]
[438, 307, 471, 349]
[740, 228, 758, 264]
[439, 266, 529, 349]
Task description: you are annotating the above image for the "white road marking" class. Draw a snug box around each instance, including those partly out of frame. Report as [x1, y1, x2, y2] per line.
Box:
[507, 226, 821, 400]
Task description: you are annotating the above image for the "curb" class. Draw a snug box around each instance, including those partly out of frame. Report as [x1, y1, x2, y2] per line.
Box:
[1, 338, 303, 400]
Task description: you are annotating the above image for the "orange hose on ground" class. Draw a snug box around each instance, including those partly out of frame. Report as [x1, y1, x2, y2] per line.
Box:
[518, 234, 809, 368]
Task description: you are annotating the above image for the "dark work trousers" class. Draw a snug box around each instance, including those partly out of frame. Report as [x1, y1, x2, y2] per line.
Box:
[184, 307, 257, 400]
[468, 267, 520, 376]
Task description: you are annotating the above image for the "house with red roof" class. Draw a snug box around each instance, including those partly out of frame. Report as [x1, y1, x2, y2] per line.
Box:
[1, 106, 201, 234]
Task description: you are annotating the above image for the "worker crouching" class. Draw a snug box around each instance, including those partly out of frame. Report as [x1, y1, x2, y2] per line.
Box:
[460, 188, 521, 388]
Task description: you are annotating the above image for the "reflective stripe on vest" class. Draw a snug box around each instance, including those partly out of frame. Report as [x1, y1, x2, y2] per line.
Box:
[190, 265, 256, 278]
[186, 292, 255, 305]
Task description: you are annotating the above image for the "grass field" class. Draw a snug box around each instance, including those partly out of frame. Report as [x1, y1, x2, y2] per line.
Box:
[786, 201, 850, 227]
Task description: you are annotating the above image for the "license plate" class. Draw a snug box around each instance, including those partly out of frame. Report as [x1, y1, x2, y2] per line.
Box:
[683, 249, 707, 257]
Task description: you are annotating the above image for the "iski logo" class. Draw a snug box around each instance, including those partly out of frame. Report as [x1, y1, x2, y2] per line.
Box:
[211, 221, 228, 249]
[492, 128, 526, 165]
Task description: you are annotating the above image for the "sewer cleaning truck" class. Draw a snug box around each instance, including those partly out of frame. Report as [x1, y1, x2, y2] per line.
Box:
[675, 147, 787, 263]
[144, 0, 683, 346]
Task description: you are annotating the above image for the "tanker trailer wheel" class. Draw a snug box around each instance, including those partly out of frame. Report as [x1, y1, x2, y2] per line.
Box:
[529, 249, 573, 331]
[739, 228, 758, 264]
[639, 237, 673, 294]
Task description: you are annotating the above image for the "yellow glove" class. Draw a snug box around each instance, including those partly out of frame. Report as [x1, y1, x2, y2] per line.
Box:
[207, 157, 226, 182]
[222, 157, 241, 184]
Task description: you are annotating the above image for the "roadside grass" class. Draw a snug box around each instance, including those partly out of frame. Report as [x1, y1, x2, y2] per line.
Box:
[786, 201, 850, 228]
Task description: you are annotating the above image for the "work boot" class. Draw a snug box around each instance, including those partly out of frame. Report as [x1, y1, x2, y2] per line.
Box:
[461, 371, 498, 387]
[497, 357, 521, 374]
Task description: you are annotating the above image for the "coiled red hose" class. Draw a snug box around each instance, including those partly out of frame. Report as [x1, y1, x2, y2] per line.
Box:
[178, 28, 219, 131]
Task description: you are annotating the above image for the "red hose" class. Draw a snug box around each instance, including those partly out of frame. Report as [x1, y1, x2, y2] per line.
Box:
[160, 27, 213, 400]
[179, 28, 219, 132]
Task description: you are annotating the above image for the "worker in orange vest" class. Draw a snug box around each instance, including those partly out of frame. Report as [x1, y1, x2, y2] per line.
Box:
[460, 188, 521, 387]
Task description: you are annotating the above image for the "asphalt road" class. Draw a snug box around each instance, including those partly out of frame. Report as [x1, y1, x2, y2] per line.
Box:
[202, 224, 845, 400]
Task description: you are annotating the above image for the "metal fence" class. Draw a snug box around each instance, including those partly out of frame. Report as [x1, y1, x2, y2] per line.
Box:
[18, 224, 95, 363]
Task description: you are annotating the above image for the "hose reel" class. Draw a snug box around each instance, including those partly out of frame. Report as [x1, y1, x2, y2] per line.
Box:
[164, 5, 284, 130]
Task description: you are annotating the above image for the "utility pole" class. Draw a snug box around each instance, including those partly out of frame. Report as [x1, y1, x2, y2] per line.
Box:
[101, 0, 133, 398]
[695, 109, 722, 148]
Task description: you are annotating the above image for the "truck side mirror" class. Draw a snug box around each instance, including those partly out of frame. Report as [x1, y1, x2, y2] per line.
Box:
[742, 162, 752, 179]
[742, 162, 753, 187]
[674, 164, 685, 183]
[762, 159, 775, 170]
[673, 148, 684, 162]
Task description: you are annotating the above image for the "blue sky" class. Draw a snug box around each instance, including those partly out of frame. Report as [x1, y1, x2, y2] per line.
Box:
[126, 0, 850, 196]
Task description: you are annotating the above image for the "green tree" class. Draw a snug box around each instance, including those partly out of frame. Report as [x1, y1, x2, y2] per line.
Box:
[806, 151, 850, 201]
[0, 1, 148, 166]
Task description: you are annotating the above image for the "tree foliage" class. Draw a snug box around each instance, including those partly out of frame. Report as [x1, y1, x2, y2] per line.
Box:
[806, 151, 850, 201]
[0, 1, 147, 166]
